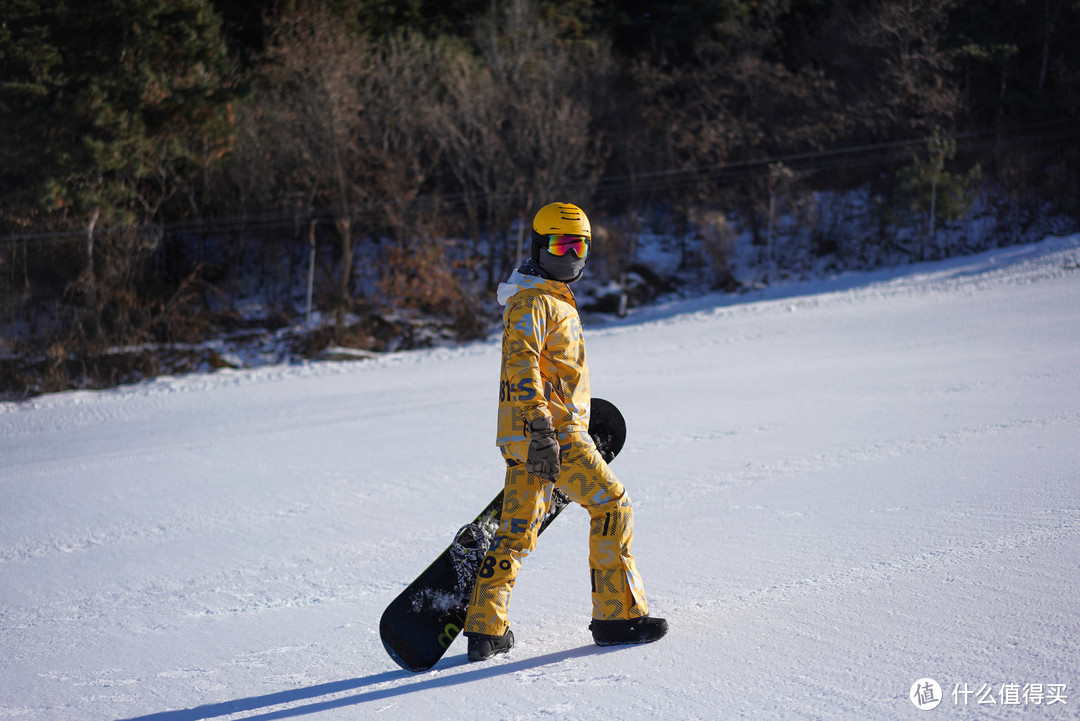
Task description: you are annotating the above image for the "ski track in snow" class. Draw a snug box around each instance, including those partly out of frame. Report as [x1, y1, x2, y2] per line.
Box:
[1, 234, 1079, 720]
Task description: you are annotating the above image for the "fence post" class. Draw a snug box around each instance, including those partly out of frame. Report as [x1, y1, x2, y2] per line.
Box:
[306, 220, 316, 326]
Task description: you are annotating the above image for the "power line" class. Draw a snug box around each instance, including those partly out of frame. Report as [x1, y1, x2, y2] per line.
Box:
[595, 118, 1080, 196]
[1, 118, 1077, 249]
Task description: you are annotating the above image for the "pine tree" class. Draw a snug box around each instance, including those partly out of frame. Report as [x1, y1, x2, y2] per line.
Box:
[1, 0, 234, 257]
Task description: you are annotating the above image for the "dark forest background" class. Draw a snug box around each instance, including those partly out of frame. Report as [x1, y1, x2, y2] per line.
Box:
[2, 0, 1079, 398]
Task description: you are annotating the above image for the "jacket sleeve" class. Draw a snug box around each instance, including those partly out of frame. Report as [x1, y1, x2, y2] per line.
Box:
[501, 292, 552, 428]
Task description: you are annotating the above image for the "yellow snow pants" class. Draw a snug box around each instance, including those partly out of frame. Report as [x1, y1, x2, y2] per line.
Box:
[464, 431, 649, 637]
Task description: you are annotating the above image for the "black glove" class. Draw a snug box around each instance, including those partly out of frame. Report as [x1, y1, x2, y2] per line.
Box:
[525, 416, 560, 480]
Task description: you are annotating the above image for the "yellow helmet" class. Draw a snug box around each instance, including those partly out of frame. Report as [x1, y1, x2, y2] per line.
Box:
[530, 202, 592, 282]
[531, 202, 592, 240]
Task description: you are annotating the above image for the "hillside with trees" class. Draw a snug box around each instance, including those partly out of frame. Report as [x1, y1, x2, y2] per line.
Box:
[2, 0, 1079, 399]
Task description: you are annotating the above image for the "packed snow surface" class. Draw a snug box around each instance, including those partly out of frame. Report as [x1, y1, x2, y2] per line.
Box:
[3, 235, 1079, 720]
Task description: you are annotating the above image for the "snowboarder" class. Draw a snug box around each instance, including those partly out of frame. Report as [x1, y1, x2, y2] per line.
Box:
[463, 201, 668, 661]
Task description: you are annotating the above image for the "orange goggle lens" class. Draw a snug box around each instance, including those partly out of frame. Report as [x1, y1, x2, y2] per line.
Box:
[546, 234, 589, 258]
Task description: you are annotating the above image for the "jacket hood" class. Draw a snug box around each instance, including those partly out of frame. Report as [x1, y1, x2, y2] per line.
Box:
[496, 261, 574, 306]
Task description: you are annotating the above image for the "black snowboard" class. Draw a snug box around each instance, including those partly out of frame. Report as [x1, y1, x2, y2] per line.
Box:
[379, 398, 626, 672]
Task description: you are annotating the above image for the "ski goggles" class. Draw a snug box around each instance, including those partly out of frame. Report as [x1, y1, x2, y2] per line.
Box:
[545, 234, 590, 259]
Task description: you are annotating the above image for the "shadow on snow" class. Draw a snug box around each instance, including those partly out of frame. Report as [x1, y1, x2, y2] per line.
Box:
[119, 644, 616, 721]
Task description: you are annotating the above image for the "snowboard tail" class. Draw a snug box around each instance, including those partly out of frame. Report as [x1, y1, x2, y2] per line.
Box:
[379, 398, 626, 672]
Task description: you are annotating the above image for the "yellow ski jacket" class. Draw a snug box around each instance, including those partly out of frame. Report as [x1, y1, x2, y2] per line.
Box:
[495, 268, 591, 464]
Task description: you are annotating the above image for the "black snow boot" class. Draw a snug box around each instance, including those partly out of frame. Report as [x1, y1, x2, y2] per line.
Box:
[590, 615, 668, 646]
[466, 629, 515, 661]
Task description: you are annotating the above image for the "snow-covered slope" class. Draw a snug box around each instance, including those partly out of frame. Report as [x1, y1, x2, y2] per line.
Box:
[3, 235, 1079, 720]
